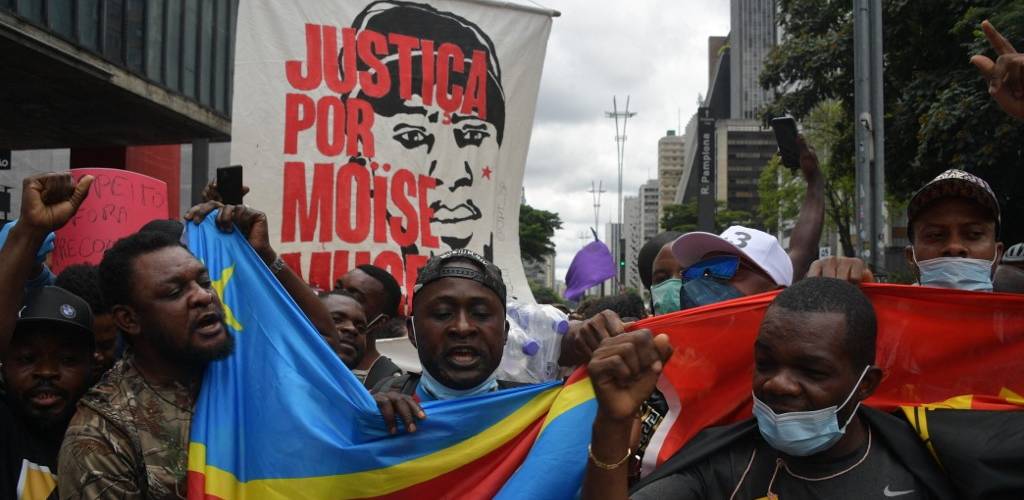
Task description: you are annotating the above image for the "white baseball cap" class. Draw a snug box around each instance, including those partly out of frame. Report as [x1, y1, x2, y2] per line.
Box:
[671, 225, 793, 287]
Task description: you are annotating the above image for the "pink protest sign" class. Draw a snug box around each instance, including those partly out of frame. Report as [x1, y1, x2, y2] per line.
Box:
[51, 168, 168, 274]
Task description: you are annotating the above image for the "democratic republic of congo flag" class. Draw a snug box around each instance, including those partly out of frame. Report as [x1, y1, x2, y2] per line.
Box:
[185, 215, 596, 499]
[637, 284, 1024, 476]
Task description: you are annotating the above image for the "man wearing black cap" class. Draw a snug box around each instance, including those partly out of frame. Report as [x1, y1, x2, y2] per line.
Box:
[1, 287, 95, 500]
[0, 172, 95, 500]
[371, 249, 510, 433]
[811, 169, 1003, 291]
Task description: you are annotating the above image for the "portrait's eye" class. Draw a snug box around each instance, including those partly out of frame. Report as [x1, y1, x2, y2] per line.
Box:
[393, 128, 432, 149]
[454, 127, 490, 147]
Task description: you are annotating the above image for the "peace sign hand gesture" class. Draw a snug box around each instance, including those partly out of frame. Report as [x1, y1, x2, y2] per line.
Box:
[971, 20, 1024, 120]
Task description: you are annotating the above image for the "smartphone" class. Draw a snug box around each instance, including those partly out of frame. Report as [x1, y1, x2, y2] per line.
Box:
[770, 116, 800, 170]
[216, 165, 244, 205]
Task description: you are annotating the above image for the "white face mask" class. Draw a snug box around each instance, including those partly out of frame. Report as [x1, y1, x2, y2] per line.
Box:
[913, 248, 995, 292]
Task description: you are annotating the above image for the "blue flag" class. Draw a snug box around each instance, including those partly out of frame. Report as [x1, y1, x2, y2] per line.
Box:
[185, 214, 596, 499]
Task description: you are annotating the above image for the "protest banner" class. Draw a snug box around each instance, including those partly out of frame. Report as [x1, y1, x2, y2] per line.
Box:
[231, 0, 556, 302]
[50, 168, 168, 274]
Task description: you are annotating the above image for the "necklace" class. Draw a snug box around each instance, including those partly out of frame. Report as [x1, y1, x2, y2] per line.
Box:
[765, 427, 872, 496]
[132, 359, 196, 414]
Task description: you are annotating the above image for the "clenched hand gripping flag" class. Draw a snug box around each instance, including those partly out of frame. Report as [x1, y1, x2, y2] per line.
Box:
[185, 216, 596, 499]
[635, 285, 1024, 477]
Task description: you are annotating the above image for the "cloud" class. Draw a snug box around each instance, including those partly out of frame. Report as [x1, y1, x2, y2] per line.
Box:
[520, 0, 730, 281]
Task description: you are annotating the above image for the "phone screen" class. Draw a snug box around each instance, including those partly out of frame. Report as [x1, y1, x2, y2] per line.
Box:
[770, 117, 800, 170]
[216, 165, 244, 205]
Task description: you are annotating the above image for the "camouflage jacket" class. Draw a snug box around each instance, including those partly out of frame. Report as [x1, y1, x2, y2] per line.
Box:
[57, 355, 196, 499]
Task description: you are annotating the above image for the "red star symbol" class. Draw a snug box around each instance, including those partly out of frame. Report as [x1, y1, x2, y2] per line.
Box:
[482, 166, 493, 179]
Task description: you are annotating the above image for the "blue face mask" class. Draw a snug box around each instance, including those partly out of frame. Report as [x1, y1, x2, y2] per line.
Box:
[410, 316, 500, 401]
[418, 366, 498, 401]
[680, 277, 744, 310]
[915, 254, 995, 292]
[752, 366, 871, 457]
[651, 278, 683, 315]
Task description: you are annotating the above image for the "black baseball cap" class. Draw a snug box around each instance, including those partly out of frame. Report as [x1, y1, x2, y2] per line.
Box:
[17, 286, 94, 336]
[908, 169, 1001, 236]
[413, 249, 506, 305]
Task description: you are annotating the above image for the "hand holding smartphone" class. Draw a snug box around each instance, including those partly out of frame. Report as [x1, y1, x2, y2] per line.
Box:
[770, 116, 800, 170]
[216, 165, 244, 205]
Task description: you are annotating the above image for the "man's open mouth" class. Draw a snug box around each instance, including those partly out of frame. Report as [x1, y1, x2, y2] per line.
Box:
[445, 345, 482, 368]
[28, 388, 66, 408]
[193, 312, 226, 337]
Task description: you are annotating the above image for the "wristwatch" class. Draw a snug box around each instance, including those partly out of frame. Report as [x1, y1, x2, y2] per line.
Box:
[269, 255, 287, 275]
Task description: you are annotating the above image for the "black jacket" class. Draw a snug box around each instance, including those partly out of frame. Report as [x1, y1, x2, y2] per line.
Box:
[631, 407, 963, 499]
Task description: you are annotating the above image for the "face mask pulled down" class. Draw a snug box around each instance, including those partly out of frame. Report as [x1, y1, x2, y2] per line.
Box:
[410, 316, 499, 400]
[752, 365, 871, 457]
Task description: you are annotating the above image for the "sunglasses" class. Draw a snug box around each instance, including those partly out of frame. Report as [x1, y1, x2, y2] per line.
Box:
[682, 255, 741, 282]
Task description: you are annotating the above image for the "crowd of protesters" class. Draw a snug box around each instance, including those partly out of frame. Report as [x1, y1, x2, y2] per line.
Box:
[0, 18, 1022, 500]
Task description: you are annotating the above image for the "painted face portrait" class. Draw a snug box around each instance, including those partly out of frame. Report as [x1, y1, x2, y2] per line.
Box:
[343, 0, 506, 260]
[370, 95, 499, 248]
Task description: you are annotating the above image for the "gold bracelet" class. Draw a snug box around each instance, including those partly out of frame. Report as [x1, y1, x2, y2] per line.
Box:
[588, 444, 632, 470]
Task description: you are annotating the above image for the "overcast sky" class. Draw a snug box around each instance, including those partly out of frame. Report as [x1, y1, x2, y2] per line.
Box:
[520, 0, 732, 281]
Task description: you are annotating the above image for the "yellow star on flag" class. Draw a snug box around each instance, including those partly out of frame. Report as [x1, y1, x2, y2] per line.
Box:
[211, 265, 243, 332]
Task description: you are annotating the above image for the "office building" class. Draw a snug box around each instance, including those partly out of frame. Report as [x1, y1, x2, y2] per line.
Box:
[622, 196, 643, 292]
[729, 0, 777, 120]
[0, 1, 238, 218]
[657, 131, 687, 228]
[640, 179, 660, 238]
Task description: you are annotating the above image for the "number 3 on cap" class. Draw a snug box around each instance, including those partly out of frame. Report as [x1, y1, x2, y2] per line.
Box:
[728, 231, 751, 248]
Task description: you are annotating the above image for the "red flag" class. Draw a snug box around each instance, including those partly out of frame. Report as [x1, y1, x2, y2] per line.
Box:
[632, 284, 1024, 473]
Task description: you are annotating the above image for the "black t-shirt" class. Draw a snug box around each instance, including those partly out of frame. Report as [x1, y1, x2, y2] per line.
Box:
[632, 426, 931, 500]
[0, 399, 61, 500]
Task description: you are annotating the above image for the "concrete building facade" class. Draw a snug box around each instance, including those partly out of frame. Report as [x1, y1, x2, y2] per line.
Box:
[729, 0, 777, 120]
[676, 0, 779, 222]
[622, 196, 643, 292]
[657, 131, 686, 229]
[640, 178, 660, 239]
[1, 0, 238, 222]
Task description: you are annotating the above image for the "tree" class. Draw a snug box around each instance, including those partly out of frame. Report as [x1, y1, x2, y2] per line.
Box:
[529, 280, 566, 305]
[660, 202, 699, 233]
[757, 156, 802, 235]
[519, 204, 563, 263]
[761, 0, 1024, 246]
[661, 201, 755, 234]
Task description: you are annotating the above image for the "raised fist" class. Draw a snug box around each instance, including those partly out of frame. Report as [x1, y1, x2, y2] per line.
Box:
[20, 172, 94, 233]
